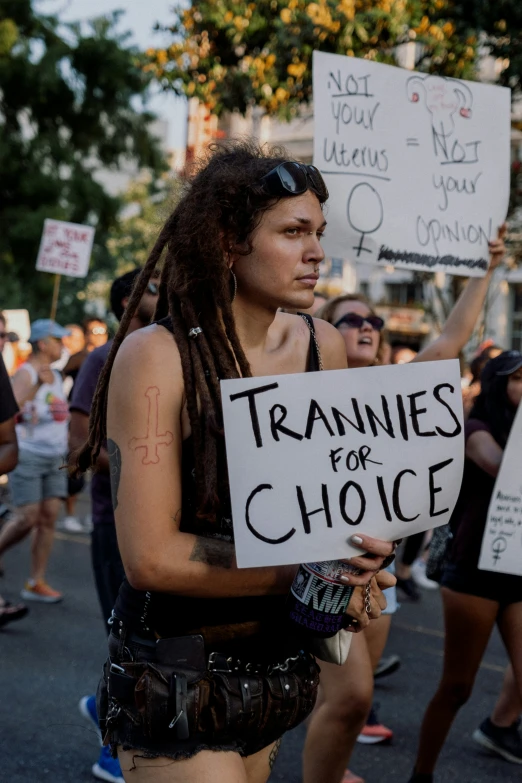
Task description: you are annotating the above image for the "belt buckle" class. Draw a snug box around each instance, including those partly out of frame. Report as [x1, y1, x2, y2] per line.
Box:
[208, 652, 235, 672]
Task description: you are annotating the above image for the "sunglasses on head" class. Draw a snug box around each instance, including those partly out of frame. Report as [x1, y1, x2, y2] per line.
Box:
[334, 313, 385, 332]
[259, 162, 329, 201]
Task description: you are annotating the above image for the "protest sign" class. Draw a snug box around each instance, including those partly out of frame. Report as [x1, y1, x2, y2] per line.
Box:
[313, 51, 510, 276]
[221, 360, 464, 568]
[36, 219, 95, 279]
[478, 404, 522, 576]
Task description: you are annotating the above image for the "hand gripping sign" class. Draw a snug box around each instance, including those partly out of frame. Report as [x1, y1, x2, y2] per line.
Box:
[313, 51, 510, 276]
[221, 360, 464, 568]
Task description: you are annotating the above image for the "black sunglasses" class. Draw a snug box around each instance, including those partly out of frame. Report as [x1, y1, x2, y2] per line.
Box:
[334, 313, 385, 332]
[259, 162, 329, 201]
[147, 282, 159, 295]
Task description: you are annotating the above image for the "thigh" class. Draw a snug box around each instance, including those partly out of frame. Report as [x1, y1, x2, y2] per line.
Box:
[41, 455, 67, 501]
[8, 451, 43, 507]
[118, 747, 248, 783]
[244, 740, 281, 783]
[440, 587, 499, 684]
[318, 631, 373, 710]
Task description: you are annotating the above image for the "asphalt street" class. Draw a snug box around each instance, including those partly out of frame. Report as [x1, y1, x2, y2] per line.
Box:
[0, 494, 516, 783]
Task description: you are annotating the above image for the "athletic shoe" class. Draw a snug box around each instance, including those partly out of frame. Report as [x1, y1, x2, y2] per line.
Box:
[407, 773, 433, 783]
[61, 515, 85, 532]
[21, 580, 63, 603]
[341, 770, 365, 783]
[411, 559, 439, 591]
[79, 695, 102, 743]
[396, 576, 420, 602]
[374, 654, 401, 680]
[356, 705, 393, 745]
[92, 746, 124, 783]
[472, 716, 522, 764]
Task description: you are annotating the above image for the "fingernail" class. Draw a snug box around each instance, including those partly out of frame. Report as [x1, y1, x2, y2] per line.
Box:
[339, 575, 350, 584]
[351, 535, 363, 545]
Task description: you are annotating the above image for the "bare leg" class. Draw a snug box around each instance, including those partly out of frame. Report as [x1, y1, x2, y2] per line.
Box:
[496, 603, 522, 725]
[31, 497, 60, 582]
[303, 632, 373, 783]
[118, 741, 278, 783]
[490, 666, 522, 728]
[364, 614, 392, 671]
[413, 588, 498, 775]
[65, 495, 76, 516]
[0, 503, 39, 555]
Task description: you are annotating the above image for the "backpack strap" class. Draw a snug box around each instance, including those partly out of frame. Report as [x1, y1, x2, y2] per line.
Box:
[298, 313, 323, 372]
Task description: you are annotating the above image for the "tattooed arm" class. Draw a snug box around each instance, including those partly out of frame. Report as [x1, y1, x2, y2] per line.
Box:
[106, 325, 297, 599]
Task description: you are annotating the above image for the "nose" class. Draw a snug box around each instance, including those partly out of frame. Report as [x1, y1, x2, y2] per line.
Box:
[303, 234, 325, 266]
[360, 319, 372, 333]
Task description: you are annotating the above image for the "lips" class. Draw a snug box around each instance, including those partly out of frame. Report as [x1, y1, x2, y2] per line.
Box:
[297, 274, 319, 282]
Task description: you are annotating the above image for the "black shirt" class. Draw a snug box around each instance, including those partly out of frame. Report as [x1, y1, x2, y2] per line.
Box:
[0, 356, 18, 424]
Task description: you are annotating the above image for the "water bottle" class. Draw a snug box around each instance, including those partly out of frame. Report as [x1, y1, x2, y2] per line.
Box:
[286, 561, 354, 638]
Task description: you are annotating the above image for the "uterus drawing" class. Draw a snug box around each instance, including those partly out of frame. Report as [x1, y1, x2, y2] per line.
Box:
[406, 74, 473, 139]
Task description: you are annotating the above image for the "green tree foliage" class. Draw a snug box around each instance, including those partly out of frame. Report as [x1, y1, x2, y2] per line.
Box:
[0, 0, 167, 321]
[146, 0, 479, 119]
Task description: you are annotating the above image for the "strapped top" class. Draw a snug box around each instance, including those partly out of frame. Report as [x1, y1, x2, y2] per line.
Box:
[113, 313, 321, 638]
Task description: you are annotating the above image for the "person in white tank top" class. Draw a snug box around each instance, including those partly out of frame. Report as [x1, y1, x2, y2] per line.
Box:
[0, 319, 70, 603]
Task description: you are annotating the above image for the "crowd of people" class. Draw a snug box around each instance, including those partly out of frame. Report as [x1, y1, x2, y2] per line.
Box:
[1, 142, 521, 783]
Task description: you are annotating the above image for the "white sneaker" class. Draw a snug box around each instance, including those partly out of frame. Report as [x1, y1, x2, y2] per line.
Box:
[61, 516, 85, 533]
[411, 559, 439, 590]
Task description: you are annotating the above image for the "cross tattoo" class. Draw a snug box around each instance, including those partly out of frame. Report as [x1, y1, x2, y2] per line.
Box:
[129, 386, 174, 465]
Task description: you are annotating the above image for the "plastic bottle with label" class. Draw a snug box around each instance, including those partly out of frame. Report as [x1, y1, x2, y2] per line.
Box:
[286, 560, 354, 638]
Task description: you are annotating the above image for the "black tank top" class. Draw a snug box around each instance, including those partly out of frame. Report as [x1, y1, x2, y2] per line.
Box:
[113, 314, 321, 637]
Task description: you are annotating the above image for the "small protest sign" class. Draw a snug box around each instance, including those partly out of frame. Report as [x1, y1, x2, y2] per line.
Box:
[478, 405, 522, 576]
[221, 360, 464, 568]
[313, 51, 510, 276]
[36, 219, 95, 279]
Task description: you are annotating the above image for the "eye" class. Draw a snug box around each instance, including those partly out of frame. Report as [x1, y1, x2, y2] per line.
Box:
[285, 227, 300, 235]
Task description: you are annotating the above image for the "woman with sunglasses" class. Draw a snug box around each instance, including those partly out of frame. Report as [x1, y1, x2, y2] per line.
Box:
[77, 143, 396, 783]
[303, 228, 506, 783]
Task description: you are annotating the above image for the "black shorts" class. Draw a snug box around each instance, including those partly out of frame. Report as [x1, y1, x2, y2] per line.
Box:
[441, 563, 522, 606]
[98, 623, 320, 761]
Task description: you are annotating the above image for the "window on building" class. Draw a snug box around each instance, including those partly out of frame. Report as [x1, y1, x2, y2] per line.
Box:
[512, 284, 522, 351]
[385, 282, 424, 306]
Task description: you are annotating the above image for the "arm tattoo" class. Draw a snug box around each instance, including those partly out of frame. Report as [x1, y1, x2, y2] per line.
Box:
[107, 438, 122, 511]
[189, 537, 236, 569]
[128, 386, 173, 465]
[269, 738, 282, 771]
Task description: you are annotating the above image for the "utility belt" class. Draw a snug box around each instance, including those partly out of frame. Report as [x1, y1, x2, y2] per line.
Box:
[100, 619, 320, 746]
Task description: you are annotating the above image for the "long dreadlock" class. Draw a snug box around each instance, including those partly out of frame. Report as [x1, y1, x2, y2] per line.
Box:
[77, 140, 326, 521]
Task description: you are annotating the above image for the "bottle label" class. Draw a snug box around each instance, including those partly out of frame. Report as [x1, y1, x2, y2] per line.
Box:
[289, 562, 354, 635]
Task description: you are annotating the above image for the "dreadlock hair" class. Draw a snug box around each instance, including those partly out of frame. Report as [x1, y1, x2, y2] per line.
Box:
[77, 140, 327, 521]
[315, 292, 389, 365]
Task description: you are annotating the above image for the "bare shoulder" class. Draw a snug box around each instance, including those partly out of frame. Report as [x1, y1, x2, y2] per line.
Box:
[312, 317, 348, 370]
[109, 323, 184, 402]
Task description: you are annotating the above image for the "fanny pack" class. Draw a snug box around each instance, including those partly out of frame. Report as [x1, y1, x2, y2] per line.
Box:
[99, 629, 320, 747]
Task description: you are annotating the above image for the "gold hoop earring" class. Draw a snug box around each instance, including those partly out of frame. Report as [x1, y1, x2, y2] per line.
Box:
[230, 269, 237, 303]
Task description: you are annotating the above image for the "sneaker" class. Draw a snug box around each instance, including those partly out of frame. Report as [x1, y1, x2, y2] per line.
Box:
[341, 770, 365, 783]
[411, 559, 439, 591]
[374, 654, 401, 680]
[79, 695, 102, 744]
[92, 745, 124, 783]
[407, 773, 433, 783]
[61, 515, 85, 532]
[472, 716, 522, 764]
[0, 600, 29, 627]
[356, 705, 393, 745]
[396, 576, 420, 602]
[20, 580, 63, 603]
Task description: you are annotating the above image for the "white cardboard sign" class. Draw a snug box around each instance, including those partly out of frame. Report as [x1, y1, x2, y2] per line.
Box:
[313, 51, 510, 276]
[478, 405, 522, 576]
[36, 219, 95, 279]
[221, 360, 464, 568]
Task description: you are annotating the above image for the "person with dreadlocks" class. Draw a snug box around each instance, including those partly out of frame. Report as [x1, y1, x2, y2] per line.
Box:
[77, 142, 396, 783]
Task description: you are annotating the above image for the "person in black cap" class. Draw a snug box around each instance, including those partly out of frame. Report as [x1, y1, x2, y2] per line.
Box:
[409, 351, 522, 782]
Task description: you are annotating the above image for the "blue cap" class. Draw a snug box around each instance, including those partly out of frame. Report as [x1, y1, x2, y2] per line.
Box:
[29, 319, 71, 343]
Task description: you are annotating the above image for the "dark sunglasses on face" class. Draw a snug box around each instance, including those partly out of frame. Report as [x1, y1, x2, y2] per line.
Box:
[147, 282, 159, 296]
[259, 161, 329, 201]
[334, 313, 385, 332]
